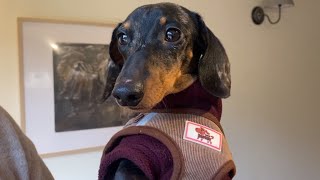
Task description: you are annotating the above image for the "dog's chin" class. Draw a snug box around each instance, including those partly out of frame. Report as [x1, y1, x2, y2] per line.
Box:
[127, 100, 160, 112]
[128, 105, 154, 112]
[128, 107, 151, 113]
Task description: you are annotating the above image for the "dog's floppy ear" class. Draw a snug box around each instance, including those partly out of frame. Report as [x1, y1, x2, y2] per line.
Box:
[102, 60, 121, 101]
[110, 23, 124, 66]
[102, 23, 123, 101]
[194, 14, 231, 98]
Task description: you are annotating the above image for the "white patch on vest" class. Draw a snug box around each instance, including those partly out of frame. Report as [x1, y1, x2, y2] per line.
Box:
[183, 121, 222, 152]
[136, 113, 157, 126]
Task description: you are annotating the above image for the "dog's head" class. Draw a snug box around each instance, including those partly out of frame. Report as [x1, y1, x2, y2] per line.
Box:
[103, 3, 231, 111]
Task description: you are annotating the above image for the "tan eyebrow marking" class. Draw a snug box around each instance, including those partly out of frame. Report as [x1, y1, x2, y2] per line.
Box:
[187, 49, 193, 60]
[123, 21, 131, 29]
[160, 17, 167, 25]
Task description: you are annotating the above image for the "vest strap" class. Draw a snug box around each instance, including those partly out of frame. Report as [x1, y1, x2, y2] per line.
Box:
[102, 126, 185, 180]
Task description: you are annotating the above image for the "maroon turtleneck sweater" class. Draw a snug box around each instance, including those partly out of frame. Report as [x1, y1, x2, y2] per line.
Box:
[99, 81, 223, 179]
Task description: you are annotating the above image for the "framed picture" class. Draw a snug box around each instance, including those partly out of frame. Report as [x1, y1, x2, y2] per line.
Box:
[18, 18, 127, 157]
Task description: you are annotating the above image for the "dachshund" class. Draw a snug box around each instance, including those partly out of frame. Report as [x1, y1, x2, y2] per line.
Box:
[101, 2, 232, 180]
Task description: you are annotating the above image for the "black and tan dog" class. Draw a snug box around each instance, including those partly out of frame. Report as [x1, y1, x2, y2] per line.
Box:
[99, 3, 235, 180]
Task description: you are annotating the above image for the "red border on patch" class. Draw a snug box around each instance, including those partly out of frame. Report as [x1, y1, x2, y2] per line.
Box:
[184, 121, 222, 151]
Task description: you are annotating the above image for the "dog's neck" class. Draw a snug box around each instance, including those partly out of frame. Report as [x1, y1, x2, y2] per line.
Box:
[154, 80, 222, 121]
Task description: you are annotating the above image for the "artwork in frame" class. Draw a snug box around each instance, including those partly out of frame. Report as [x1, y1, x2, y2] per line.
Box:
[18, 18, 128, 157]
[53, 43, 126, 132]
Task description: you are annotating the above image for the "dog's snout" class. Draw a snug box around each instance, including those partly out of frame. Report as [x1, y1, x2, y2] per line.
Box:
[112, 83, 144, 107]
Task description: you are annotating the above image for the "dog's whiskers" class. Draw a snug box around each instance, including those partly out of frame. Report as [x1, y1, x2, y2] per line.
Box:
[162, 100, 168, 109]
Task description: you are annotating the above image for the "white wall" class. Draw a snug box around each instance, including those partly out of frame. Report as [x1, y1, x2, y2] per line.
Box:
[1, 0, 319, 179]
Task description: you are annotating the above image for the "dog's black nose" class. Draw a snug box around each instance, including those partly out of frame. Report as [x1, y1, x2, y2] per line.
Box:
[112, 84, 144, 107]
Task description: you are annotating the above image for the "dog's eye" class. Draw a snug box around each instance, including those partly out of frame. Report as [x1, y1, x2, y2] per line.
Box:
[118, 33, 129, 45]
[165, 28, 181, 42]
